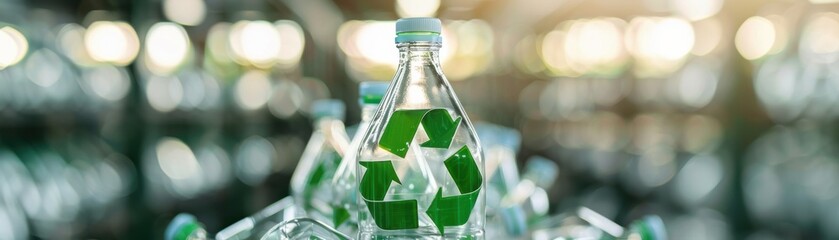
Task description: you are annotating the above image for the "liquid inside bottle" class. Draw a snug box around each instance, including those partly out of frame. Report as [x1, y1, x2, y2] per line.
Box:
[291, 100, 350, 224]
[356, 17, 485, 239]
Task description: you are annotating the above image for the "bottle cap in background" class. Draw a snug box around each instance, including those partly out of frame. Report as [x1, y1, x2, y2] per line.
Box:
[311, 99, 346, 121]
[631, 215, 667, 240]
[165, 213, 200, 240]
[523, 156, 559, 189]
[359, 81, 389, 105]
[395, 17, 442, 43]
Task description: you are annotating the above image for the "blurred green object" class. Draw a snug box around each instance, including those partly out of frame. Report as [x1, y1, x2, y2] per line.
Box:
[166, 213, 208, 240]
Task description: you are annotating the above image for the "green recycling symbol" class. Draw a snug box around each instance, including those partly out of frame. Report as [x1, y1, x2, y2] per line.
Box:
[359, 108, 482, 234]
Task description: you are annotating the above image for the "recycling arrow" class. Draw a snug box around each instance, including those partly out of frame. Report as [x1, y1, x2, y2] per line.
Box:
[361, 108, 482, 234]
[359, 160, 419, 230]
[426, 146, 482, 234]
[379, 109, 462, 158]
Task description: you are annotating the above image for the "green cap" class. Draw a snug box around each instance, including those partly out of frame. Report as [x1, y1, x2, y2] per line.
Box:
[165, 213, 203, 240]
[359, 81, 389, 105]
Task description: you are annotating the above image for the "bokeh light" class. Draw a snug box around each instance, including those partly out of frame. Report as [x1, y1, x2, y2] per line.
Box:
[799, 12, 839, 64]
[0, 26, 28, 69]
[84, 21, 139, 66]
[163, 0, 206, 26]
[274, 20, 306, 68]
[735, 16, 778, 61]
[144, 22, 191, 75]
[82, 65, 131, 102]
[396, 0, 441, 18]
[563, 18, 627, 75]
[670, 0, 724, 21]
[229, 20, 282, 68]
[625, 17, 695, 76]
[145, 75, 183, 112]
[235, 71, 273, 111]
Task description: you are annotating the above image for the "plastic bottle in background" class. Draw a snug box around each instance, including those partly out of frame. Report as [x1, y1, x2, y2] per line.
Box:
[499, 156, 559, 228]
[356, 18, 486, 239]
[475, 123, 522, 214]
[475, 123, 527, 239]
[331, 81, 389, 235]
[215, 196, 306, 240]
[529, 207, 667, 240]
[166, 213, 208, 240]
[290, 100, 351, 224]
[258, 217, 352, 240]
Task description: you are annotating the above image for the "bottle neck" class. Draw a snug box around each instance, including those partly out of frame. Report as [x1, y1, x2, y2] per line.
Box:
[397, 42, 442, 67]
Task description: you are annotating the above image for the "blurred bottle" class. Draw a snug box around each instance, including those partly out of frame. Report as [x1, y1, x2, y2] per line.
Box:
[528, 207, 667, 240]
[166, 213, 208, 240]
[529, 207, 666, 240]
[216, 196, 306, 240]
[290, 100, 350, 223]
[476, 123, 527, 238]
[499, 156, 559, 228]
[475, 123, 523, 214]
[258, 218, 351, 240]
[330, 82, 389, 235]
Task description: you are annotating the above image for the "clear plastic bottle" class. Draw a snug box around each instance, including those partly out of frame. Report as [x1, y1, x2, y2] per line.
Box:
[500, 156, 559, 225]
[356, 18, 485, 239]
[475, 123, 526, 239]
[529, 207, 667, 240]
[291, 100, 351, 223]
[331, 81, 389, 235]
[475, 123, 522, 215]
[215, 196, 306, 240]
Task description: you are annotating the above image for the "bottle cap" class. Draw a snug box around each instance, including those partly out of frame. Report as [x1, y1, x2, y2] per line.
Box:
[523, 156, 559, 189]
[395, 17, 442, 43]
[311, 99, 346, 121]
[632, 215, 667, 240]
[165, 213, 199, 240]
[359, 81, 389, 105]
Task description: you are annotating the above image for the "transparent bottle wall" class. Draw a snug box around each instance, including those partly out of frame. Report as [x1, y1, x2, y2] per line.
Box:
[291, 117, 349, 223]
[356, 43, 485, 239]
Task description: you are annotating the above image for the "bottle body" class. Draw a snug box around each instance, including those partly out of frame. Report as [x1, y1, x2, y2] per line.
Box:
[331, 105, 377, 235]
[291, 116, 349, 223]
[356, 42, 485, 239]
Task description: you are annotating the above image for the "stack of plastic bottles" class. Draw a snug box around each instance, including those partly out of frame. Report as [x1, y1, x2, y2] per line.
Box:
[165, 18, 667, 240]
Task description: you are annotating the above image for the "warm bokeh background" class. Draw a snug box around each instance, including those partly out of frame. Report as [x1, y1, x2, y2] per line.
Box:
[0, 0, 837, 239]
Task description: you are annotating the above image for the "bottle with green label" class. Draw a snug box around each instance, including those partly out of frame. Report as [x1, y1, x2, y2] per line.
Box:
[291, 99, 351, 224]
[355, 17, 485, 239]
[331, 81, 389, 235]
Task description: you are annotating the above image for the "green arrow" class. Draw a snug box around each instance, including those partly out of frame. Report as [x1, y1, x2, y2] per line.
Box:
[333, 206, 349, 227]
[359, 160, 420, 230]
[359, 161, 401, 200]
[379, 109, 461, 158]
[426, 188, 480, 234]
[426, 146, 482, 234]
[366, 199, 419, 230]
[444, 146, 482, 193]
[379, 109, 427, 158]
[420, 109, 462, 148]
